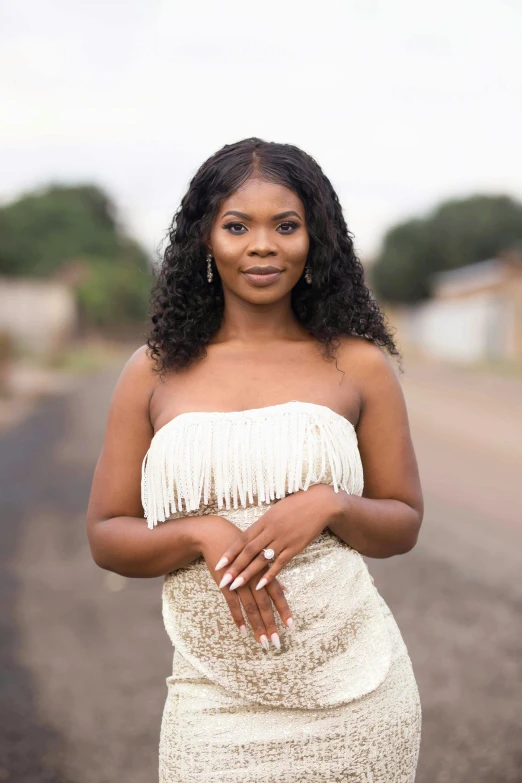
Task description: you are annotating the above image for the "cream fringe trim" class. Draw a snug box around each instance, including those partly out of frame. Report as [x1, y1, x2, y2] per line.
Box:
[141, 404, 363, 529]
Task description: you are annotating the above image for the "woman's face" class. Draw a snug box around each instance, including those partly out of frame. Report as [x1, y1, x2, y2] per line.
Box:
[207, 177, 310, 302]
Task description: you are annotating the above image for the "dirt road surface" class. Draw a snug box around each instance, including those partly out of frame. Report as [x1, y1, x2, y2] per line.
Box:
[1, 354, 521, 782]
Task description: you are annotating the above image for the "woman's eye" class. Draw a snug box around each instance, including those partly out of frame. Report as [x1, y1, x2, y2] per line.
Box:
[277, 221, 299, 233]
[223, 222, 247, 234]
[223, 221, 300, 235]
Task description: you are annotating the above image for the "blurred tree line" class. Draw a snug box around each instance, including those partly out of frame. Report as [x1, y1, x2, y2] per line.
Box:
[371, 194, 522, 303]
[0, 184, 152, 329]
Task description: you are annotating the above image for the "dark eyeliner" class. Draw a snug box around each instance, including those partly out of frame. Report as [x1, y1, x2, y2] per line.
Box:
[222, 220, 301, 233]
[277, 221, 300, 232]
[223, 221, 247, 232]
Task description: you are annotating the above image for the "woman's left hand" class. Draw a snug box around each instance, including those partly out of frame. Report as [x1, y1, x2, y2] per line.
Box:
[214, 484, 344, 592]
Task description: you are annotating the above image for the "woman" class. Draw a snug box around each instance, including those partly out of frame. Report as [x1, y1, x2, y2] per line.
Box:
[87, 137, 423, 782]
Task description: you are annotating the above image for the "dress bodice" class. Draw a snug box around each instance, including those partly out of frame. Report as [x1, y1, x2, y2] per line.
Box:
[141, 400, 364, 527]
[140, 400, 393, 710]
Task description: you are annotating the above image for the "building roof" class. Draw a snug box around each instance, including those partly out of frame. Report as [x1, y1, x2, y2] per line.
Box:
[432, 258, 509, 298]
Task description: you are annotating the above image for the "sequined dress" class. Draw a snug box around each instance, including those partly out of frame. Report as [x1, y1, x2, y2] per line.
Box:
[141, 400, 421, 782]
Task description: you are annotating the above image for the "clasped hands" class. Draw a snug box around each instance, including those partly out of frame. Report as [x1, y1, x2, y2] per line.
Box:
[198, 483, 344, 649]
[212, 484, 342, 645]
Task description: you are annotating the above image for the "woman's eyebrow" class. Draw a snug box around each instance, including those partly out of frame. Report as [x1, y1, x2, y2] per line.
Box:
[272, 210, 303, 221]
[222, 210, 303, 221]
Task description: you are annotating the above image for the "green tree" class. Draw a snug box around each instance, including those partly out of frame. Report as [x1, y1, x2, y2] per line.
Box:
[0, 184, 152, 327]
[0, 185, 121, 277]
[76, 255, 151, 328]
[371, 194, 522, 303]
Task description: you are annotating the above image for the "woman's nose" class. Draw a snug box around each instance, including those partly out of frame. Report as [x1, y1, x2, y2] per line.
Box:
[247, 230, 278, 257]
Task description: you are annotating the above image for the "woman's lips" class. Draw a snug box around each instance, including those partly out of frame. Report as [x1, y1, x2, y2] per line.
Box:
[242, 271, 283, 287]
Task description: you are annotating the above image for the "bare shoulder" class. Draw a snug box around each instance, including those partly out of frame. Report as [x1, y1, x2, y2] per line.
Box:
[105, 344, 162, 434]
[87, 345, 162, 528]
[335, 335, 399, 388]
[114, 344, 160, 395]
[122, 343, 158, 379]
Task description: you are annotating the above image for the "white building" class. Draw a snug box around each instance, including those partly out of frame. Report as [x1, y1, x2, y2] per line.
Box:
[0, 277, 78, 356]
[398, 249, 522, 363]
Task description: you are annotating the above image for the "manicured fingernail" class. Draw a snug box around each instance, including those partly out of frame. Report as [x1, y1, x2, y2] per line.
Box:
[285, 617, 294, 628]
[259, 635, 269, 651]
[230, 576, 244, 591]
[239, 624, 247, 638]
[219, 573, 233, 589]
[215, 557, 229, 571]
[255, 577, 268, 591]
[271, 632, 280, 649]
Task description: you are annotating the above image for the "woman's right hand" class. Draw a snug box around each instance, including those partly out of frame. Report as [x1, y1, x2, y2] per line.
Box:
[198, 515, 294, 650]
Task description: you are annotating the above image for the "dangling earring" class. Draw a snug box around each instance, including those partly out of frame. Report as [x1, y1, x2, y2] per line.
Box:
[206, 254, 213, 283]
[304, 264, 312, 284]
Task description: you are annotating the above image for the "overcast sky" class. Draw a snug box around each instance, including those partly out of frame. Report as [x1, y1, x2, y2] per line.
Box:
[1, 0, 521, 260]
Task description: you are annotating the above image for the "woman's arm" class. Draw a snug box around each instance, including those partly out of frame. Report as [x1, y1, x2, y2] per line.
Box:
[86, 345, 293, 644]
[86, 345, 208, 578]
[89, 514, 208, 579]
[328, 340, 423, 558]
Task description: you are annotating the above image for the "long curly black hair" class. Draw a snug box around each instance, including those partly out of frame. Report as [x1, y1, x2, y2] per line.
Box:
[146, 137, 399, 374]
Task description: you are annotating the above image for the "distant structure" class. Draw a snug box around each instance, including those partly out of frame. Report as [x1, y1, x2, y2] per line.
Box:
[0, 277, 78, 356]
[400, 247, 522, 363]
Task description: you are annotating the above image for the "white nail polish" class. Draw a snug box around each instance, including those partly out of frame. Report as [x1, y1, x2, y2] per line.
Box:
[215, 557, 229, 571]
[286, 617, 294, 629]
[255, 577, 267, 591]
[219, 573, 233, 589]
[271, 632, 281, 650]
[239, 625, 247, 638]
[259, 635, 269, 651]
[230, 576, 244, 591]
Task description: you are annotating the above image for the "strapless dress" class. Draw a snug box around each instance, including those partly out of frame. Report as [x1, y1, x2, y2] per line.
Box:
[141, 400, 421, 782]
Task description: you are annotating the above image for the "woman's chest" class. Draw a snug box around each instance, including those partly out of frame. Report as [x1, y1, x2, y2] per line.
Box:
[150, 344, 361, 434]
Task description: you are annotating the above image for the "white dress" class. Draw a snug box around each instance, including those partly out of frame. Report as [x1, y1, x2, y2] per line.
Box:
[141, 400, 421, 782]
